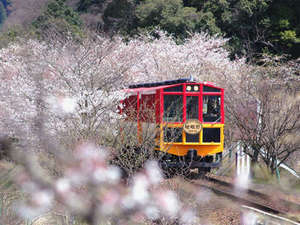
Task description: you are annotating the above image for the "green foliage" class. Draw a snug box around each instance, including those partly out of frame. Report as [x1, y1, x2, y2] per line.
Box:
[0, 27, 19, 47]
[71, 0, 300, 60]
[280, 30, 297, 42]
[103, 0, 136, 34]
[267, 0, 300, 57]
[76, 0, 137, 35]
[278, 19, 290, 29]
[77, 0, 105, 12]
[0, 25, 36, 48]
[33, 0, 83, 40]
[136, 0, 205, 38]
[185, 0, 299, 59]
[2, 0, 299, 61]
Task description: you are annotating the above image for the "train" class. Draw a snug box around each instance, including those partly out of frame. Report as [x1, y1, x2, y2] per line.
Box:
[118, 78, 224, 175]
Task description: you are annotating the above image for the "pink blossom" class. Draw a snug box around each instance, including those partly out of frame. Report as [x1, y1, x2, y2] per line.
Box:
[155, 190, 181, 217]
[145, 160, 163, 185]
[99, 190, 121, 215]
[31, 190, 54, 208]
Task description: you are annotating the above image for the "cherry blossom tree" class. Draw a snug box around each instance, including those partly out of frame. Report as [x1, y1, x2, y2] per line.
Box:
[225, 61, 300, 174]
[129, 31, 246, 85]
[0, 30, 247, 158]
[0, 31, 250, 224]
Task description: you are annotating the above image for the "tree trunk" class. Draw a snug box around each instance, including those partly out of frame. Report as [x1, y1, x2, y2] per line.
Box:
[251, 144, 260, 163]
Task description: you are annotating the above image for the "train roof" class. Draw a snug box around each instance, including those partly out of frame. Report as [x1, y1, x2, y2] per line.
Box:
[125, 78, 222, 93]
[128, 78, 194, 89]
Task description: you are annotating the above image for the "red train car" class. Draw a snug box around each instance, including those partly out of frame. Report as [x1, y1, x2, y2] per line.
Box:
[120, 78, 224, 174]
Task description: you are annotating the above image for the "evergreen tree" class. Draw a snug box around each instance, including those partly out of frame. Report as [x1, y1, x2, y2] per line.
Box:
[33, 0, 83, 39]
[136, 0, 208, 39]
[77, 0, 106, 12]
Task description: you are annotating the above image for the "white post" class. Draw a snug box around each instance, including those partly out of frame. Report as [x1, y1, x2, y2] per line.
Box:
[247, 154, 251, 178]
[236, 143, 241, 176]
[236, 143, 251, 188]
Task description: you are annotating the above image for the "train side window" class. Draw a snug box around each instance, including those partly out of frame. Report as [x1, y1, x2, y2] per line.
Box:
[203, 86, 221, 92]
[203, 95, 221, 122]
[163, 95, 183, 122]
[164, 85, 183, 92]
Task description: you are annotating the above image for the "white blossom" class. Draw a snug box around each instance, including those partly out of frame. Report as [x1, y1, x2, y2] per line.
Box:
[145, 160, 162, 185]
[180, 209, 198, 225]
[156, 191, 181, 217]
[144, 205, 160, 220]
[55, 178, 71, 193]
[131, 174, 150, 205]
[31, 190, 54, 208]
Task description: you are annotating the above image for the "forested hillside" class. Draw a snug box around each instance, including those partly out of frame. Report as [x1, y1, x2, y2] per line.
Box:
[0, 0, 299, 60]
[76, 0, 300, 59]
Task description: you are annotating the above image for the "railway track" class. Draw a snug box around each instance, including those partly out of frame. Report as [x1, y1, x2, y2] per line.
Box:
[188, 173, 300, 223]
[242, 205, 300, 225]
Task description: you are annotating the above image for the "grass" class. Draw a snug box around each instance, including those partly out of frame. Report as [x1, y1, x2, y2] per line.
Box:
[0, 160, 25, 225]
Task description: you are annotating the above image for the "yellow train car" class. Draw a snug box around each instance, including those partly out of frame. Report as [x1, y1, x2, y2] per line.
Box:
[120, 78, 224, 173]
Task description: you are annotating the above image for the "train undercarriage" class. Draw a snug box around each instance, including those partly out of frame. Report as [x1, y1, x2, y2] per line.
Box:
[157, 150, 223, 177]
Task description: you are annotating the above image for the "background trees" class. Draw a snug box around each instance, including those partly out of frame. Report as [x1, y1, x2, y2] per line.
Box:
[135, 0, 204, 39]
[224, 61, 300, 173]
[1, 0, 299, 60]
[32, 0, 83, 40]
[74, 0, 300, 60]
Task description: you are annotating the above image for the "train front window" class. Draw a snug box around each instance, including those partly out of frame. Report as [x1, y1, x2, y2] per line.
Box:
[186, 96, 199, 119]
[203, 95, 221, 122]
[163, 95, 183, 122]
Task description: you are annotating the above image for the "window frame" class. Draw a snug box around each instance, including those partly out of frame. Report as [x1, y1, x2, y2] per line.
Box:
[202, 83, 224, 124]
[161, 83, 224, 124]
[162, 94, 184, 123]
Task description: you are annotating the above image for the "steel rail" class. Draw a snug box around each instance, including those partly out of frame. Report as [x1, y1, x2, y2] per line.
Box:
[242, 205, 300, 225]
[189, 175, 300, 223]
[203, 175, 300, 214]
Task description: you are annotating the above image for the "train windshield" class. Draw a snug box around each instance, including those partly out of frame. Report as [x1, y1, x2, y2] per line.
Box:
[203, 95, 221, 122]
[163, 95, 183, 122]
[186, 96, 199, 119]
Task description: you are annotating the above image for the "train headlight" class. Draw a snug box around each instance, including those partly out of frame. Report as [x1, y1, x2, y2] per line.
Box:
[194, 85, 199, 91]
[186, 85, 192, 91]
